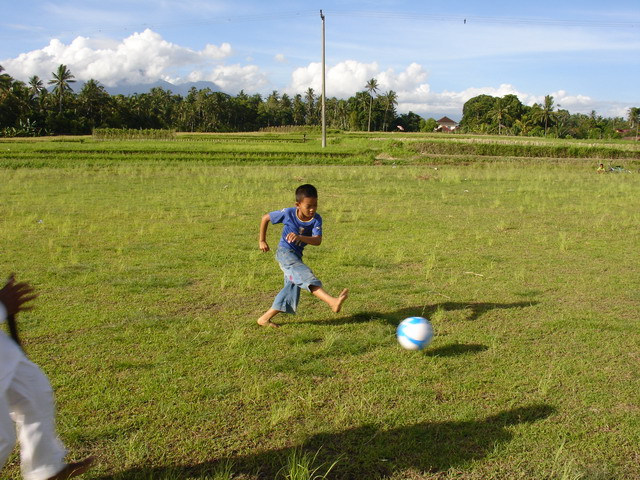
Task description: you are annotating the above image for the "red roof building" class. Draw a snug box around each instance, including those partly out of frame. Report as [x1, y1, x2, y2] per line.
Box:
[436, 116, 459, 132]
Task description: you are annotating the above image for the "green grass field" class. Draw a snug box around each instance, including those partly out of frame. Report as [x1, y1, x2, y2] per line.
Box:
[0, 133, 638, 479]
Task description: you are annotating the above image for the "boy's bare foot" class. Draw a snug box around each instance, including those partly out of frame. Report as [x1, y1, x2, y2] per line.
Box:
[257, 319, 280, 328]
[331, 288, 349, 313]
[257, 312, 281, 328]
[47, 456, 95, 480]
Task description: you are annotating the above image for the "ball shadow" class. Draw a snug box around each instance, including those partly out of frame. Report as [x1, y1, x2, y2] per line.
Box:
[424, 343, 489, 357]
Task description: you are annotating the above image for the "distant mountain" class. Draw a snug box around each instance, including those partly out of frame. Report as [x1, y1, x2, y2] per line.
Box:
[71, 79, 223, 97]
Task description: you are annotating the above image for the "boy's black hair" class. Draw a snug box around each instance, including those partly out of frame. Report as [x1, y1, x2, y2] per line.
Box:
[296, 184, 318, 202]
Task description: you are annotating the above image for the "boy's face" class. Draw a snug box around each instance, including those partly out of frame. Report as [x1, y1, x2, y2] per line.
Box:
[296, 196, 318, 221]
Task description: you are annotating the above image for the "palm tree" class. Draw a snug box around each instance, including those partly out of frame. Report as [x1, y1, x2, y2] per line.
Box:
[292, 94, 305, 126]
[279, 93, 293, 126]
[489, 98, 511, 135]
[513, 119, 527, 136]
[304, 88, 315, 125]
[78, 79, 110, 129]
[48, 64, 75, 113]
[0, 65, 13, 93]
[28, 75, 45, 98]
[381, 90, 398, 131]
[554, 109, 570, 138]
[262, 90, 280, 127]
[26, 75, 47, 119]
[539, 95, 555, 137]
[365, 78, 379, 132]
[334, 99, 349, 130]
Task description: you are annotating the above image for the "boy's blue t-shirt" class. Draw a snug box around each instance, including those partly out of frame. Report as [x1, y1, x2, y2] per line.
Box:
[269, 207, 322, 257]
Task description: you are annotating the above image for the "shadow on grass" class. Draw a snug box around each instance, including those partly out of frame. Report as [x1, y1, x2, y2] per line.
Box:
[299, 301, 540, 327]
[424, 343, 488, 357]
[95, 404, 555, 480]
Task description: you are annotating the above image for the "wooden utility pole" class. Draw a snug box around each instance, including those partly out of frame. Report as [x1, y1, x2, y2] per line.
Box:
[320, 10, 326, 148]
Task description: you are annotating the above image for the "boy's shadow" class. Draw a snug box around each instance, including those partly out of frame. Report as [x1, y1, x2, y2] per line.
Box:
[300, 301, 539, 327]
[95, 404, 555, 479]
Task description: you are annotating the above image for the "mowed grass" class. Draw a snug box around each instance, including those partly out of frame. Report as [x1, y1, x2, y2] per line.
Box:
[0, 137, 638, 479]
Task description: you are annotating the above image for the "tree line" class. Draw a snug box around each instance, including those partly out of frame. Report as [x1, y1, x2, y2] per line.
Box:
[0, 65, 414, 136]
[1, 64, 638, 139]
[460, 93, 639, 140]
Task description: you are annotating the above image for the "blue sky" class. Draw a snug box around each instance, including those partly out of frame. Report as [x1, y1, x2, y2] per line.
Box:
[2, 0, 639, 120]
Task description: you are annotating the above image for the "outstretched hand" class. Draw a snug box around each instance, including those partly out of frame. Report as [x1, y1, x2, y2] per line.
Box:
[0, 275, 37, 316]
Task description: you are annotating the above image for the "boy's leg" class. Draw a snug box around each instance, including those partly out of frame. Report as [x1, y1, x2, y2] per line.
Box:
[7, 359, 68, 480]
[276, 248, 348, 314]
[257, 308, 281, 328]
[0, 393, 17, 470]
[310, 286, 349, 313]
[258, 276, 301, 327]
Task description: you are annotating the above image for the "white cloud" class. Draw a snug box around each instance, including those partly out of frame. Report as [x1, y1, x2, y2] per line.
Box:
[2, 29, 235, 87]
[1, 31, 630, 119]
[286, 59, 630, 119]
[174, 64, 267, 94]
[203, 43, 233, 59]
[397, 83, 603, 118]
[288, 60, 442, 110]
[288, 60, 381, 98]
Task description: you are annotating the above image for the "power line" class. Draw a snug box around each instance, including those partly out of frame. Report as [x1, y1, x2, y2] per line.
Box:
[328, 10, 637, 29]
[5, 9, 635, 42]
[159, 9, 637, 30]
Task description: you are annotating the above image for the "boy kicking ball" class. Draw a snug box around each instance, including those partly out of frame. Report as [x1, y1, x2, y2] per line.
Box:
[258, 184, 348, 328]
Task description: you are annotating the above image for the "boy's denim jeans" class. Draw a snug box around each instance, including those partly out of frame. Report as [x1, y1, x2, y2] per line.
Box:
[271, 247, 322, 314]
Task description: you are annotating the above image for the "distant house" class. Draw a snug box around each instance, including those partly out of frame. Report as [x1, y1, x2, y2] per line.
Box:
[436, 116, 459, 132]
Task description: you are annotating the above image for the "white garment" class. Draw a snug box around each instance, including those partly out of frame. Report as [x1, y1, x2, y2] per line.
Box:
[0, 304, 67, 480]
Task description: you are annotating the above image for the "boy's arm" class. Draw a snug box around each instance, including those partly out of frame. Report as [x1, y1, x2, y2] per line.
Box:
[259, 213, 271, 252]
[285, 233, 322, 246]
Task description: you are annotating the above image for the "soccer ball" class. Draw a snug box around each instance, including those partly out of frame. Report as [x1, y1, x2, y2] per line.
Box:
[397, 316, 434, 350]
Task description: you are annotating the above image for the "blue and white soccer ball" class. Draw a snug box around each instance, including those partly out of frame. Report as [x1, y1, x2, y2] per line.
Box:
[396, 316, 434, 350]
